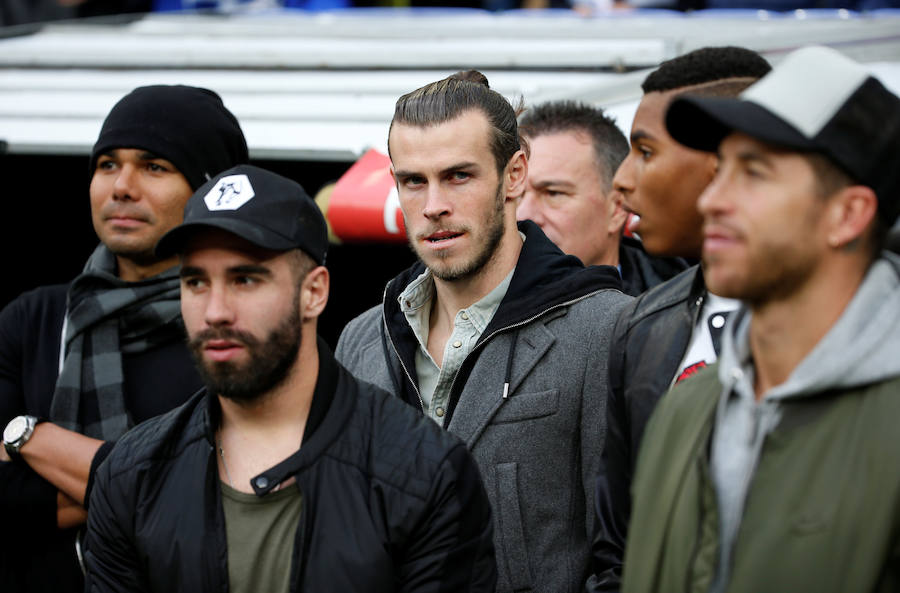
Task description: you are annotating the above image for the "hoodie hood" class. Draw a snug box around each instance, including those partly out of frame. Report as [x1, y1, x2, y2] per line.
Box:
[719, 251, 900, 400]
[381, 220, 622, 412]
[708, 252, 900, 593]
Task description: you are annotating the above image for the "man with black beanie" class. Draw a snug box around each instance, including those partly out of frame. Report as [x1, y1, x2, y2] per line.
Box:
[0, 84, 248, 593]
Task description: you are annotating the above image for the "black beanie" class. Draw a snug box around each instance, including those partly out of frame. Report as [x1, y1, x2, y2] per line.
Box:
[90, 85, 249, 190]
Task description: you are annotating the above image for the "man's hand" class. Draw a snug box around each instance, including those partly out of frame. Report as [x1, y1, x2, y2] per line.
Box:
[20, 423, 103, 505]
[0, 444, 9, 463]
[58, 491, 88, 529]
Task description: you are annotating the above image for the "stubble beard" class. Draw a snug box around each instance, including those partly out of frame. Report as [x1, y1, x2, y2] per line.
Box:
[410, 180, 507, 283]
[188, 288, 303, 405]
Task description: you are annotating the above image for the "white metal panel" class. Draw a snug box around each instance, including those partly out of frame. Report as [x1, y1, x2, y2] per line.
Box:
[1, 9, 898, 161]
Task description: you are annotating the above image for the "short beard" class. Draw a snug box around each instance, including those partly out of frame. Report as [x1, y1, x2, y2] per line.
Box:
[413, 180, 507, 282]
[188, 289, 303, 405]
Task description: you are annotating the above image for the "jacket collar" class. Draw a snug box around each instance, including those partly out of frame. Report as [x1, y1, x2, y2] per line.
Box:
[201, 336, 348, 495]
[380, 220, 623, 408]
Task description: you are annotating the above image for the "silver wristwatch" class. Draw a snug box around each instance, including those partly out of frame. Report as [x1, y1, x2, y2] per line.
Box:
[3, 415, 41, 459]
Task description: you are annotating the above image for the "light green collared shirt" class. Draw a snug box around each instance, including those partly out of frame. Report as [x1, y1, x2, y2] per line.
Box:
[399, 267, 515, 425]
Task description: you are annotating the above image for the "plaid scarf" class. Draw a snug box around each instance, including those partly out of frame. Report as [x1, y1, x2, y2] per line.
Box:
[49, 245, 184, 440]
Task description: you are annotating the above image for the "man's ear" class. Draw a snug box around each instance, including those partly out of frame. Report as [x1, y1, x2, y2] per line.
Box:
[389, 166, 398, 189]
[504, 150, 528, 202]
[825, 185, 879, 250]
[607, 190, 629, 236]
[300, 266, 330, 321]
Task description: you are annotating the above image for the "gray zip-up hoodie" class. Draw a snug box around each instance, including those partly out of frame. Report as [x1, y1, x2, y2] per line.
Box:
[709, 251, 900, 593]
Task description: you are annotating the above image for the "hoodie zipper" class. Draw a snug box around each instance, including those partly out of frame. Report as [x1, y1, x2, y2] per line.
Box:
[381, 310, 425, 412]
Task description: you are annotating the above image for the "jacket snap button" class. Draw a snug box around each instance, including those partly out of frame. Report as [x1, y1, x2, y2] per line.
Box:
[256, 476, 269, 489]
[436, 407, 445, 417]
[452, 340, 462, 348]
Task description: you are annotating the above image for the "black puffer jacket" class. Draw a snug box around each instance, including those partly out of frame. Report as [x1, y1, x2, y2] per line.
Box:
[84, 339, 496, 593]
[588, 266, 705, 593]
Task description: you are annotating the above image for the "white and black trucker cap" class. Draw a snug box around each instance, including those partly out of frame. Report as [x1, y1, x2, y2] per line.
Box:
[666, 46, 900, 224]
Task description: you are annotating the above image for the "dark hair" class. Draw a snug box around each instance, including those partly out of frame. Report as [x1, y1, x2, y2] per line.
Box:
[519, 101, 628, 192]
[642, 47, 771, 94]
[286, 248, 316, 287]
[389, 70, 521, 173]
[804, 152, 888, 259]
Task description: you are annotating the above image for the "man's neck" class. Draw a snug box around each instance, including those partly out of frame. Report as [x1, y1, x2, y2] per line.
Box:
[116, 255, 179, 282]
[748, 260, 867, 400]
[589, 237, 621, 268]
[428, 226, 522, 355]
[216, 338, 319, 492]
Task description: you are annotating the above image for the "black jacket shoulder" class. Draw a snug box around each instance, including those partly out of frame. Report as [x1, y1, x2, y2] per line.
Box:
[618, 237, 690, 297]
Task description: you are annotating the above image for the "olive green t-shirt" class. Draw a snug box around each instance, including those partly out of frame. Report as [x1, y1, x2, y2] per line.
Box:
[220, 481, 303, 593]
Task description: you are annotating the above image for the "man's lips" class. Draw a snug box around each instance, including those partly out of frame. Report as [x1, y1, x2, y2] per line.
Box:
[202, 339, 245, 362]
[422, 229, 465, 248]
[703, 224, 740, 254]
[104, 214, 150, 229]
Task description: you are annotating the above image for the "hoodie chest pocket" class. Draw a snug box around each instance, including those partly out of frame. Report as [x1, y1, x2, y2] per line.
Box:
[491, 389, 559, 424]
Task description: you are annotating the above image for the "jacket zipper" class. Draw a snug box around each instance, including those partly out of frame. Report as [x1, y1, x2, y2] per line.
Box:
[289, 485, 307, 593]
[382, 310, 425, 412]
[385, 287, 614, 421]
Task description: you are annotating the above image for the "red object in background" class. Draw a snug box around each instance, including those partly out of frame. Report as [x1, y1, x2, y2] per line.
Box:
[328, 148, 406, 243]
[623, 213, 637, 238]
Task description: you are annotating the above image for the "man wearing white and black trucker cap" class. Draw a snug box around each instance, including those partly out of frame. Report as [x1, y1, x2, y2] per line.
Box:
[83, 165, 497, 593]
[622, 46, 900, 593]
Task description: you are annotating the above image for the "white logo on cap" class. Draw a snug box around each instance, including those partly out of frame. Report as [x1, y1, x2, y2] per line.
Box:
[204, 174, 255, 211]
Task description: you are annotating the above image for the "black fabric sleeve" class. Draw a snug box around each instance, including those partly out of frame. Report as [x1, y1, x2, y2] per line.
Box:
[586, 309, 633, 593]
[397, 443, 497, 593]
[83, 440, 116, 511]
[0, 292, 62, 534]
[83, 457, 148, 593]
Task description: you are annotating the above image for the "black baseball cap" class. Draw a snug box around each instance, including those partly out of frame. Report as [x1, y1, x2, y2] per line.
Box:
[666, 46, 900, 224]
[156, 164, 328, 265]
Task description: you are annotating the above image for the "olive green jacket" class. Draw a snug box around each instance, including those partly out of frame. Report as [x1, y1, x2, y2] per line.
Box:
[622, 363, 900, 593]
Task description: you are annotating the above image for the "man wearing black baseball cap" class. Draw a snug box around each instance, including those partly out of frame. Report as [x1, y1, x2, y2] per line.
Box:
[623, 46, 900, 593]
[0, 85, 248, 593]
[84, 165, 496, 593]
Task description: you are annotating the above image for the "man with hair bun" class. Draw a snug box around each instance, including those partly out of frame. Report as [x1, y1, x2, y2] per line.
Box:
[338, 70, 631, 593]
[0, 85, 248, 593]
[589, 46, 771, 592]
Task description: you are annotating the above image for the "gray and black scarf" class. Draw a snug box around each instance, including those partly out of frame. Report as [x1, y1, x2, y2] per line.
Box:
[49, 245, 183, 440]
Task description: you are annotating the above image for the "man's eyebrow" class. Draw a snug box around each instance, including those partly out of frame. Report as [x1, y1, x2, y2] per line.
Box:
[440, 161, 479, 175]
[394, 162, 480, 179]
[533, 179, 575, 189]
[138, 151, 163, 161]
[630, 130, 654, 144]
[227, 264, 273, 277]
[734, 149, 775, 168]
[180, 265, 204, 278]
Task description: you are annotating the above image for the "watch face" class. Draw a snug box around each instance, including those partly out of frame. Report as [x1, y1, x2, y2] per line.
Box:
[3, 416, 27, 444]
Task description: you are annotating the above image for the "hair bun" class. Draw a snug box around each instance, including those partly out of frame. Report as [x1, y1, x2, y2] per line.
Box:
[450, 70, 490, 88]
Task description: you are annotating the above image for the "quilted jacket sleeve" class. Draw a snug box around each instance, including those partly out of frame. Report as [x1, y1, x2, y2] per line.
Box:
[397, 443, 497, 593]
[83, 453, 149, 593]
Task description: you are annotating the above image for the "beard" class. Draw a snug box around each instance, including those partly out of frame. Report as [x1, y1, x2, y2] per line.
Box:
[188, 289, 303, 405]
[410, 180, 507, 282]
